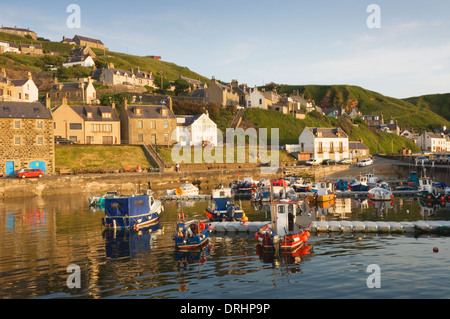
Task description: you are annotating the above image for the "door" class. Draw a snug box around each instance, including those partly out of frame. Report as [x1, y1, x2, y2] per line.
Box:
[6, 161, 14, 176]
[151, 134, 156, 145]
[29, 161, 46, 174]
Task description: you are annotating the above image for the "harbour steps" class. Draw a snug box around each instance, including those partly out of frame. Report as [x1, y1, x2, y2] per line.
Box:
[210, 220, 450, 235]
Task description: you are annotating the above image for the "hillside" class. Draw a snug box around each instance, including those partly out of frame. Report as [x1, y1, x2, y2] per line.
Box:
[261, 84, 450, 130]
[243, 108, 420, 154]
[403, 93, 450, 123]
[0, 33, 209, 92]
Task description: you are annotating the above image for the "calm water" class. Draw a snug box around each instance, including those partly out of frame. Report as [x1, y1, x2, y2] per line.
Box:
[0, 194, 450, 299]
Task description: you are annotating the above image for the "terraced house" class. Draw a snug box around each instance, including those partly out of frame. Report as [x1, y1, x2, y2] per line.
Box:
[0, 101, 54, 176]
[0, 69, 39, 103]
[52, 98, 120, 144]
[120, 99, 176, 145]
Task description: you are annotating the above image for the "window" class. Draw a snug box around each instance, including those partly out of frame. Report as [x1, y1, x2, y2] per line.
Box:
[138, 134, 143, 142]
[134, 108, 142, 115]
[87, 112, 93, 118]
[164, 120, 168, 129]
[102, 112, 112, 118]
[36, 120, 43, 129]
[37, 136, 44, 145]
[69, 136, 78, 143]
[259, 99, 262, 105]
[69, 123, 82, 130]
[91, 124, 112, 132]
[138, 120, 143, 128]
[25, 93, 29, 100]
[14, 136, 21, 145]
[14, 120, 21, 129]
[164, 134, 169, 142]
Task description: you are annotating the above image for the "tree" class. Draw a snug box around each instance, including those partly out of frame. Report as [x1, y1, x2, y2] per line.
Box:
[173, 79, 191, 96]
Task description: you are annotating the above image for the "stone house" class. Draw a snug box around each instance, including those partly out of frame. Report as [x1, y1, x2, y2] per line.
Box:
[298, 127, 349, 162]
[174, 113, 218, 146]
[50, 77, 97, 104]
[0, 101, 54, 176]
[349, 140, 370, 162]
[206, 76, 240, 107]
[0, 70, 39, 103]
[361, 114, 384, 127]
[69, 46, 96, 58]
[72, 35, 107, 50]
[120, 99, 177, 145]
[93, 64, 155, 88]
[52, 98, 120, 144]
[0, 25, 37, 40]
[20, 43, 43, 56]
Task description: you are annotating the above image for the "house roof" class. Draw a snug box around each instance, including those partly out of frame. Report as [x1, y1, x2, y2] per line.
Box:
[74, 35, 104, 45]
[63, 55, 92, 64]
[69, 105, 119, 122]
[305, 127, 348, 138]
[0, 101, 52, 119]
[176, 114, 203, 126]
[1, 26, 35, 33]
[349, 141, 369, 150]
[124, 105, 176, 119]
[20, 44, 42, 49]
[51, 82, 90, 92]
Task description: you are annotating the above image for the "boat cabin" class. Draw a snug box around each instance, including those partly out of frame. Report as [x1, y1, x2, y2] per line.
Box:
[271, 200, 302, 237]
[315, 181, 333, 197]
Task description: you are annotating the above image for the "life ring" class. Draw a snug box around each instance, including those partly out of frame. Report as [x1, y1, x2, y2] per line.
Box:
[175, 187, 184, 196]
[198, 222, 206, 232]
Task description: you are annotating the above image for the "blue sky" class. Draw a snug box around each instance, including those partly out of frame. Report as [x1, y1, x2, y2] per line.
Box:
[1, 0, 450, 98]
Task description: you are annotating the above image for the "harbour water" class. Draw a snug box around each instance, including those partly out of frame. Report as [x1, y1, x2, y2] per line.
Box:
[0, 194, 449, 300]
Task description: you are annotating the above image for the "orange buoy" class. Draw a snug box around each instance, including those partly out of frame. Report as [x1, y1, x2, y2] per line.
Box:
[304, 231, 310, 238]
[433, 247, 439, 253]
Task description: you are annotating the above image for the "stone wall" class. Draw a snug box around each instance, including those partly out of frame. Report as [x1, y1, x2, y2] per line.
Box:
[0, 165, 349, 199]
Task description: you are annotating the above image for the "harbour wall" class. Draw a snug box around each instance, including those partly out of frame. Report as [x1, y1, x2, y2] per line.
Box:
[0, 164, 349, 199]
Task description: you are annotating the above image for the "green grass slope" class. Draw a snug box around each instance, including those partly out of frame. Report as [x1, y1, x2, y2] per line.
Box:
[403, 93, 450, 122]
[243, 108, 420, 154]
[261, 84, 450, 130]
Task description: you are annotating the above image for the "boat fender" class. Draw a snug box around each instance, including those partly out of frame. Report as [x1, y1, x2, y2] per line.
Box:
[134, 224, 140, 231]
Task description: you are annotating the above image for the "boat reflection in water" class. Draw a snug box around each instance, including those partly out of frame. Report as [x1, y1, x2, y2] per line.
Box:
[103, 223, 163, 258]
[256, 242, 311, 267]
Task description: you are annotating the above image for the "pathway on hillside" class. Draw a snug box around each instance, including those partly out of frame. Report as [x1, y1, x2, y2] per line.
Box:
[231, 107, 246, 129]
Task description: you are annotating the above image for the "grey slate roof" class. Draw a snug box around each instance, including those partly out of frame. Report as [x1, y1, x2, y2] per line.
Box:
[349, 141, 369, 150]
[69, 105, 119, 121]
[124, 105, 175, 119]
[0, 101, 52, 119]
[306, 127, 348, 138]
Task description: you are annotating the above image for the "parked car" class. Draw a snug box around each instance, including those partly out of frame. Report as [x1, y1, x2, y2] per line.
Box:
[202, 140, 212, 147]
[17, 168, 44, 179]
[437, 154, 450, 164]
[338, 158, 353, 165]
[357, 158, 373, 167]
[415, 156, 429, 165]
[322, 159, 337, 165]
[55, 137, 74, 144]
[0, 171, 3, 177]
[305, 158, 322, 166]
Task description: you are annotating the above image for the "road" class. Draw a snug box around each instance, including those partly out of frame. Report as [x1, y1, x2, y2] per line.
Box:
[325, 155, 409, 181]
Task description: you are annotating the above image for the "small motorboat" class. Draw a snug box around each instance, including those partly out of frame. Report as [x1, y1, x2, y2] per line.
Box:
[367, 187, 394, 201]
[349, 175, 369, 192]
[165, 183, 199, 196]
[255, 198, 311, 253]
[173, 219, 212, 251]
[89, 191, 118, 206]
[204, 186, 247, 222]
[308, 181, 335, 203]
[102, 191, 163, 231]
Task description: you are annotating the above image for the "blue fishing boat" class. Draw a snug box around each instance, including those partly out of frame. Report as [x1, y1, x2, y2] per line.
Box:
[173, 219, 211, 251]
[102, 191, 163, 231]
[333, 179, 350, 191]
[204, 186, 247, 222]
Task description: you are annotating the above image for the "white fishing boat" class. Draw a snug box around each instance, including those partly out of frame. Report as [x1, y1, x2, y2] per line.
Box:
[367, 187, 394, 201]
[165, 183, 199, 196]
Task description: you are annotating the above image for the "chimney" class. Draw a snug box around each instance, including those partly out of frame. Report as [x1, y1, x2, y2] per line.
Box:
[111, 101, 116, 109]
[27, 72, 32, 80]
[54, 76, 58, 84]
[62, 97, 68, 106]
[122, 97, 128, 110]
[167, 96, 173, 112]
[45, 93, 51, 109]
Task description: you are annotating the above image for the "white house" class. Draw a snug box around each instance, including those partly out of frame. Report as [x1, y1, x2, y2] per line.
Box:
[0, 41, 20, 54]
[246, 86, 273, 110]
[0, 71, 39, 102]
[417, 131, 447, 152]
[93, 63, 156, 88]
[63, 55, 95, 68]
[175, 113, 218, 147]
[298, 127, 349, 162]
